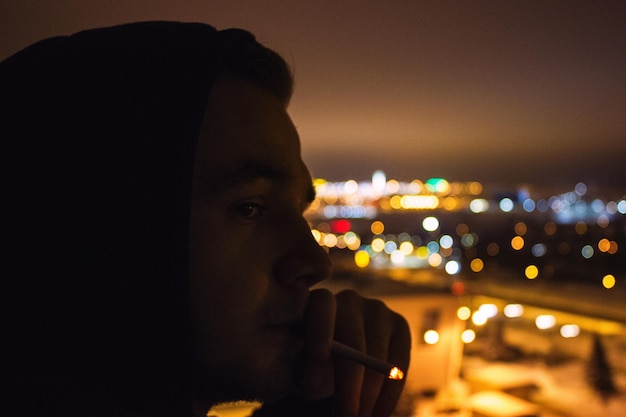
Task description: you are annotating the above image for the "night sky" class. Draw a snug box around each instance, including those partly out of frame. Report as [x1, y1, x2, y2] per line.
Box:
[2, 1, 625, 187]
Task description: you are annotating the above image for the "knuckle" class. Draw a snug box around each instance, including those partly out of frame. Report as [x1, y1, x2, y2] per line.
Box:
[335, 289, 361, 303]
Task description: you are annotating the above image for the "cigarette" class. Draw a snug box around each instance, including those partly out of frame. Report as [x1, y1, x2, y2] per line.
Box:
[331, 341, 405, 380]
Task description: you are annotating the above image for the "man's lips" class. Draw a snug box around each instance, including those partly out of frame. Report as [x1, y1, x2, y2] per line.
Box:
[265, 319, 305, 340]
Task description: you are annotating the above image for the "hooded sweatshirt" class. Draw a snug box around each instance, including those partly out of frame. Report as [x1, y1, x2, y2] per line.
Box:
[1, 21, 262, 417]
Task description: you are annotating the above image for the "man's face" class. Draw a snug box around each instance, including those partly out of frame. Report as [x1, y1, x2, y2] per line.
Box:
[189, 76, 332, 404]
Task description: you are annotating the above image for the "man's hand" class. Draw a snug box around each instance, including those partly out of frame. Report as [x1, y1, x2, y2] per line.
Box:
[298, 288, 411, 417]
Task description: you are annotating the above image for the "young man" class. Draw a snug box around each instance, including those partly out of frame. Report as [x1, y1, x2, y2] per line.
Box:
[1, 21, 410, 417]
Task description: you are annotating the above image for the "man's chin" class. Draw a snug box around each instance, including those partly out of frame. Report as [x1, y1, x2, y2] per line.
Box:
[194, 353, 299, 405]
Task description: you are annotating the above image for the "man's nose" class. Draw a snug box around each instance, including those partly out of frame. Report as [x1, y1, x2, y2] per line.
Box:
[274, 216, 332, 288]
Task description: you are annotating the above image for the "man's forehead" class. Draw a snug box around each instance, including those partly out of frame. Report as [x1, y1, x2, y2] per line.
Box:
[214, 160, 291, 187]
[205, 158, 315, 200]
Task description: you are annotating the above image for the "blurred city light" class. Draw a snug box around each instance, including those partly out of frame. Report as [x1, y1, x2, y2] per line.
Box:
[424, 330, 440, 344]
[461, 329, 476, 343]
[581, 245, 594, 259]
[503, 304, 524, 318]
[304, 171, 625, 415]
[422, 216, 439, 232]
[354, 250, 370, 268]
[525, 265, 539, 280]
[470, 258, 484, 272]
[478, 304, 498, 318]
[457, 306, 471, 320]
[531, 243, 547, 257]
[560, 324, 580, 338]
[472, 311, 488, 326]
[470, 199, 489, 213]
[535, 315, 556, 330]
[445, 260, 461, 275]
[511, 236, 524, 250]
[602, 274, 616, 289]
[499, 198, 514, 212]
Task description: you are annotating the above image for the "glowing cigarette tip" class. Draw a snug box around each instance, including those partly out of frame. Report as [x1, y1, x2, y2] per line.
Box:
[331, 341, 405, 381]
[388, 366, 404, 381]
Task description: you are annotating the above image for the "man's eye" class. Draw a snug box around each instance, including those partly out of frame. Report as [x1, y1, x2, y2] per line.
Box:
[232, 202, 265, 220]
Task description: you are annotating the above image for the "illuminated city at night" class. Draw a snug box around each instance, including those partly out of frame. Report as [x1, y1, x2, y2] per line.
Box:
[306, 171, 626, 416]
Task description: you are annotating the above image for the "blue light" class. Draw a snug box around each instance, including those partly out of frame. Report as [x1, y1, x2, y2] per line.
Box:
[499, 198, 514, 212]
[427, 241, 440, 254]
[575, 182, 587, 196]
[384, 241, 397, 254]
[522, 199, 536, 212]
[532, 243, 547, 257]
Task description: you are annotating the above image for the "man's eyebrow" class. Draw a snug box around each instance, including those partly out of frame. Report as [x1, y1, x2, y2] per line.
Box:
[207, 161, 315, 203]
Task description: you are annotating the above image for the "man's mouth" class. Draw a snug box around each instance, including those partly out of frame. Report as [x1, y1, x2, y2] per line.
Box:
[266, 320, 304, 337]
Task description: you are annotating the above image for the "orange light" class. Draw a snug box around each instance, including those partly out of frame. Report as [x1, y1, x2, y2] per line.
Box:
[370, 220, 385, 235]
[388, 367, 404, 380]
[470, 258, 484, 272]
[545, 222, 557, 236]
[511, 236, 525, 250]
[514, 222, 527, 236]
[598, 238, 610, 252]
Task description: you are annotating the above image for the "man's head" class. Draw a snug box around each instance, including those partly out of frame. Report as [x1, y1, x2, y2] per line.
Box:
[189, 73, 332, 404]
[180, 30, 332, 405]
[2, 21, 330, 415]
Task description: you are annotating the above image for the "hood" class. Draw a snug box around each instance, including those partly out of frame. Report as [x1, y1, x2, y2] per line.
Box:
[1, 21, 256, 416]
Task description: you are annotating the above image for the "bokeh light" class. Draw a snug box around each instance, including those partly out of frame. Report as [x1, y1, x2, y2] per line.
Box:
[514, 222, 527, 235]
[511, 236, 525, 250]
[531, 243, 547, 257]
[454, 225, 468, 239]
[602, 274, 616, 289]
[525, 265, 539, 279]
[445, 260, 461, 275]
[598, 238, 610, 252]
[390, 250, 405, 265]
[544, 222, 557, 236]
[560, 324, 580, 338]
[422, 216, 439, 232]
[575, 222, 587, 235]
[470, 258, 484, 272]
[581, 245, 594, 259]
[424, 330, 439, 344]
[504, 304, 524, 318]
[399, 241, 414, 255]
[354, 250, 370, 268]
[428, 253, 442, 267]
[440, 235, 453, 249]
[457, 306, 471, 320]
[470, 199, 489, 213]
[478, 304, 498, 318]
[499, 198, 514, 212]
[535, 315, 556, 330]
[487, 243, 500, 256]
[472, 311, 488, 326]
[371, 237, 385, 252]
[461, 329, 476, 343]
[370, 220, 385, 235]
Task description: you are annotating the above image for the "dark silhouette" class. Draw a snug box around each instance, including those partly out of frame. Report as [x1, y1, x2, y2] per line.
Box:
[586, 333, 617, 403]
[1, 21, 410, 417]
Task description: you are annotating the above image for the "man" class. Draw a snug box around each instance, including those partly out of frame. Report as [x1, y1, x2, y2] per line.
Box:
[1, 21, 410, 417]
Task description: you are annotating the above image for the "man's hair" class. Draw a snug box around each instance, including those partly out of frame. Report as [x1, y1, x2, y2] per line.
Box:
[223, 40, 294, 106]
